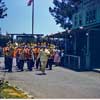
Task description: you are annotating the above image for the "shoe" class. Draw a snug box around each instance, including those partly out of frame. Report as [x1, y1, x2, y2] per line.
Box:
[28, 69, 32, 71]
[8, 70, 12, 73]
[42, 73, 46, 75]
[21, 69, 24, 71]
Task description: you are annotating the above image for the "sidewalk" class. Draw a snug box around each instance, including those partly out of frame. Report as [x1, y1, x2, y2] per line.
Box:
[0, 57, 100, 98]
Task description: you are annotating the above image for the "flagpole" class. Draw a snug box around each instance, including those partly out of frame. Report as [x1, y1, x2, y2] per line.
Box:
[32, 0, 34, 35]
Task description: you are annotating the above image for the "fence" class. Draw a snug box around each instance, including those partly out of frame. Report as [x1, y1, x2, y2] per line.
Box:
[65, 55, 80, 70]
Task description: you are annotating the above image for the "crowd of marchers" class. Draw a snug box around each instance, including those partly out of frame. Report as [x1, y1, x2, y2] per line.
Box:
[1, 42, 64, 74]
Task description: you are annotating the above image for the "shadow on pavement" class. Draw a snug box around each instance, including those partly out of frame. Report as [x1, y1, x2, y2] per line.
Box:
[60, 66, 100, 74]
[92, 69, 100, 74]
[36, 73, 47, 75]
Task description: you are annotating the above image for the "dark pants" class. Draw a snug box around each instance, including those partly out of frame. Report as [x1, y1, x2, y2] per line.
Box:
[0, 51, 2, 57]
[4, 56, 8, 69]
[27, 59, 34, 71]
[7, 57, 13, 72]
[46, 59, 53, 70]
[60, 57, 64, 66]
[36, 58, 41, 69]
[17, 60, 21, 70]
[16, 57, 22, 70]
[19, 60, 24, 71]
[16, 57, 19, 67]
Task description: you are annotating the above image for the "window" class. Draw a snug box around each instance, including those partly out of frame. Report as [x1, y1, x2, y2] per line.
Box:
[92, 9, 96, 21]
[86, 12, 89, 24]
[85, 9, 96, 24]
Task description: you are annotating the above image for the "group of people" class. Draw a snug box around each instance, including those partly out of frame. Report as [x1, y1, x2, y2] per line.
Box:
[2, 43, 64, 74]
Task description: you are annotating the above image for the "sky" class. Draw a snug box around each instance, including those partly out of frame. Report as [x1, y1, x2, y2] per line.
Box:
[0, 0, 64, 35]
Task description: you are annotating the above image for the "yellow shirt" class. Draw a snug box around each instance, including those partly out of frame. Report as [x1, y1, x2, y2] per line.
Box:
[40, 50, 48, 62]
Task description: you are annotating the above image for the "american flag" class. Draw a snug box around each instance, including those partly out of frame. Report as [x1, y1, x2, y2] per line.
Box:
[27, 0, 33, 6]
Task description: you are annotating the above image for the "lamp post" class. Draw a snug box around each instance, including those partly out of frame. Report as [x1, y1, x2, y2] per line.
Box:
[86, 32, 90, 70]
[64, 29, 71, 66]
[64, 32, 67, 66]
[73, 31, 76, 55]
[32, 0, 34, 35]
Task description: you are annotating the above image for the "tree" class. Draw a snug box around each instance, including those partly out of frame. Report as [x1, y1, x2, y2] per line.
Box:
[49, 0, 81, 29]
[0, 0, 8, 47]
[0, 34, 10, 47]
[0, 0, 7, 19]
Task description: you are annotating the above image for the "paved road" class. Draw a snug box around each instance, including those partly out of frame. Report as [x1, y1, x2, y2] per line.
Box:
[0, 57, 100, 98]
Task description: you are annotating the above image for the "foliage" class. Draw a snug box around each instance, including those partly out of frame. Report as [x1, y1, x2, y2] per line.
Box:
[49, 0, 81, 29]
[0, 0, 7, 18]
[0, 34, 10, 47]
[0, 81, 30, 99]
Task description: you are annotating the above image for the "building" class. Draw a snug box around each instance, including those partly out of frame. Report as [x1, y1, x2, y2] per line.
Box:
[72, 0, 100, 29]
[47, 0, 100, 71]
[71, 0, 100, 70]
[7, 33, 43, 43]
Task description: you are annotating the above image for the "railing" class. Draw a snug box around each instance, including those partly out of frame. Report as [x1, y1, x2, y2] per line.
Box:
[65, 55, 80, 70]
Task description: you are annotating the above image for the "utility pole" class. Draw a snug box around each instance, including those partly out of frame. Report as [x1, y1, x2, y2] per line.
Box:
[32, 0, 34, 35]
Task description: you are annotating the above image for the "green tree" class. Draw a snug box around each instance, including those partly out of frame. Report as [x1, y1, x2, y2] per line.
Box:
[49, 0, 81, 29]
[0, 34, 10, 47]
[0, 0, 8, 46]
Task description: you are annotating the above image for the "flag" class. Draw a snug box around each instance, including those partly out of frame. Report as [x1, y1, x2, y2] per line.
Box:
[27, 0, 33, 6]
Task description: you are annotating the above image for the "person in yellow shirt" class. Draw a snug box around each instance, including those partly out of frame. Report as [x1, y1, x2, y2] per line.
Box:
[39, 47, 48, 74]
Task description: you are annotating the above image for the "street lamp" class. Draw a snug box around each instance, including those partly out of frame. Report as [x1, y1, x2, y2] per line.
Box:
[79, 26, 84, 29]
[32, 0, 34, 35]
[86, 32, 90, 70]
[86, 32, 89, 36]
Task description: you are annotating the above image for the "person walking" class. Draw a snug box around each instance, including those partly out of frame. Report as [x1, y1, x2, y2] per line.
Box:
[34, 47, 41, 70]
[46, 49, 54, 70]
[26, 47, 34, 71]
[60, 50, 64, 66]
[7, 45, 14, 72]
[54, 51, 61, 66]
[16, 46, 22, 70]
[3, 46, 9, 70]
[39, 47, 48, 74]
[18, 47, 25, 71]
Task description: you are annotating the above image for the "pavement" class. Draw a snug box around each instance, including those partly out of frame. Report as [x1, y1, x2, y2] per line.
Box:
[0, 57, 100, 98]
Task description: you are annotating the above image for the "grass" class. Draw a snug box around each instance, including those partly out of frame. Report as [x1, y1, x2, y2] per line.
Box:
[0, 81, 33, 99]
